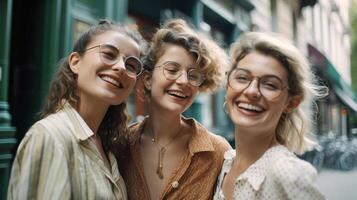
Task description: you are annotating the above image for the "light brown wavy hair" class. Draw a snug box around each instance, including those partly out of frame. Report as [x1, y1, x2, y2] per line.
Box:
[228, 32, 328, 154]
[141, 18, 229, 95]
[41, 19, 146, 154]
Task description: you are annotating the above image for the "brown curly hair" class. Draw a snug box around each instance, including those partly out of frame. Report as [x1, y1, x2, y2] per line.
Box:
[141, 18, 229, 94]
[41, 19, 146, 154]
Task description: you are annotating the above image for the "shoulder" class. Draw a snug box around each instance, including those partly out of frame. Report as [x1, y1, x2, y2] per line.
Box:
[265, 146, 325, 199]
[207, 131, 232, 153]
[269, 147, 317, 184]
[194, 120, 232, 153]
[18, 113, 75, 154]
[127, 120, 145, 143]
[15, 120, 66, 161]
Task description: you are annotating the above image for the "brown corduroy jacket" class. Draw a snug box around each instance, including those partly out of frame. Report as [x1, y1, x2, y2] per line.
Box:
[117, 117, 232, 200]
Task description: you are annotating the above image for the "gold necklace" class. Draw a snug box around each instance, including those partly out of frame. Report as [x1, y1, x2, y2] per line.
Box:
[148, 125, 183, 179]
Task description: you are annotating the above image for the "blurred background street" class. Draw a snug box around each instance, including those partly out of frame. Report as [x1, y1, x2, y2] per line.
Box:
[316, 169, 357, 200]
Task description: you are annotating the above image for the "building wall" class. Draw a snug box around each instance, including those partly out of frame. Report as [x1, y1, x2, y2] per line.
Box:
[302, 0, 352, 83]
[250, 0, 271, 31]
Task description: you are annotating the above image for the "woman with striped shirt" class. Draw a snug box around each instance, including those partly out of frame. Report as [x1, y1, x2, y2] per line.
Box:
[7, 20, 145, 200]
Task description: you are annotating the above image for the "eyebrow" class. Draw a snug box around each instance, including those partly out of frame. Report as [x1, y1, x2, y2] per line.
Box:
[103, 44, 120, 53]
[162, 61, 198, 70]
[235, 67, 286, 82]
[104, 44, 141, 58]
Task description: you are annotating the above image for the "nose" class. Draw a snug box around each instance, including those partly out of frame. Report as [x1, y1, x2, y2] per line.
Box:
[112, 57, 126, 73]
[243, 78, 262, 99]
[176, 70, 189, 85]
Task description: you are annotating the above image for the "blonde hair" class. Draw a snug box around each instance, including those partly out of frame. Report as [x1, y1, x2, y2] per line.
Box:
[143, 18, 229, 92]
[229, 32, 328, 154]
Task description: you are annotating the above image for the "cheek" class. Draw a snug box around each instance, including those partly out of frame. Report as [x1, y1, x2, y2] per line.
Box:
[191, 86, 199, 97]
[268, 98, 288, 117]
[151, 72, 170, 90]
[226, 87, 240, 104]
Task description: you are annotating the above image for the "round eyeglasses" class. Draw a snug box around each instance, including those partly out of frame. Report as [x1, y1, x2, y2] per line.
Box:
[154, 61, 205, 87]
[85, 44, 143, 77]
[228, 68, 288, 100]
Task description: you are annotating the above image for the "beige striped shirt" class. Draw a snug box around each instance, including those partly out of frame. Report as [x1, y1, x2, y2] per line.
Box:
[7, 103, 127, 200]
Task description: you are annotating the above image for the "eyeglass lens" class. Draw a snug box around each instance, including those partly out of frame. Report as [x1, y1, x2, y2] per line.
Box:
[228, 69, 285, 99]
[99, 44, 142, 76]
[161, 62, 204, 87]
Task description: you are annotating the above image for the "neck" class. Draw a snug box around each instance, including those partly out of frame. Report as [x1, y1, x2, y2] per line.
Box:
[146, 107, 183, 143]
[234, 127, 278, 166]
[76, 98, 109, 134]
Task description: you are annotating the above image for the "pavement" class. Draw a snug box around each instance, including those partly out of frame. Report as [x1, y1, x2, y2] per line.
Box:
[315, 169, 357, 200]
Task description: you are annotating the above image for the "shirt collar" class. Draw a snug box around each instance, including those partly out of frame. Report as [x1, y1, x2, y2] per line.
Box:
[185, 117, 215, 154]
[62, 102, 94, 141]
[129, 116, 215, 154]
[224, 145, 287, 191]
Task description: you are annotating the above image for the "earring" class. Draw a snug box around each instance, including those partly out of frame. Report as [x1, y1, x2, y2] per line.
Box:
[223, 101, 229, 115]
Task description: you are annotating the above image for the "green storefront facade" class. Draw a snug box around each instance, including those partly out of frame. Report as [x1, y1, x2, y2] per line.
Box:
[308, 44, 357, 137]
[0, 0, 254, 197]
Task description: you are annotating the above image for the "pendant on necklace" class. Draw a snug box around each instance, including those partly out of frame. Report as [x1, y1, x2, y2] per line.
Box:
[156, 147, 166, 179]
[151, 138, 155, 142]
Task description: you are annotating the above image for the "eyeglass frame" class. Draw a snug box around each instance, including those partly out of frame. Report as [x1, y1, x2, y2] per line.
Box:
[227, 68, 289, 100]
[153, 61, 206, 87]
[84, 44, 143, 77]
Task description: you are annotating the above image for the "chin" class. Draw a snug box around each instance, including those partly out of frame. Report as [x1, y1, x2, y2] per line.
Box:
[102, 96, 126, 106]
[158, 103, 185, 114]
[231, 115, 260, 127]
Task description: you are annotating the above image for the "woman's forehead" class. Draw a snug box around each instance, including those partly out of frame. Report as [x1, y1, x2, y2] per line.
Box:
[237, 52, 289, 81]
[90, 31, 140, 57]
[157, 44, 196, 67]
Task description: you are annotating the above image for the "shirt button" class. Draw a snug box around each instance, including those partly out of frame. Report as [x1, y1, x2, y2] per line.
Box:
[171, 181, 179, 189]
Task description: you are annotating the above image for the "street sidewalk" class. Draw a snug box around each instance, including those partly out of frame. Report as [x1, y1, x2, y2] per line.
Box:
[316, 169, 357, 200]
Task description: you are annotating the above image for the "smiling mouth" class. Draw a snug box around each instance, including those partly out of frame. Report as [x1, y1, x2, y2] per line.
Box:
[237, 102, 265, 113]
[167, 90, 189, 99]
[100, 75, 123, 89]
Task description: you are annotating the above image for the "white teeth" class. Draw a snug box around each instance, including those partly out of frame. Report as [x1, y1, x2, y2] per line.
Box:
[238, 102, 263, 112]
[101, 76, 120, 88]
[167, 90, 188, 98]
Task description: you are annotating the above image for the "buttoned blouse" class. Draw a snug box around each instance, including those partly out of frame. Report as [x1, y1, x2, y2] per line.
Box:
[8, 103, 127, 200]
[213, 145, 326, 200]
[118, 117, 232, 200]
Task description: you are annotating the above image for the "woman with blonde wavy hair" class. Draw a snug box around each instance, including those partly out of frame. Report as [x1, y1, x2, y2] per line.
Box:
[117, 18, 231, 200]
[213, 32, 326, 200]
[8, 20, 145, 199]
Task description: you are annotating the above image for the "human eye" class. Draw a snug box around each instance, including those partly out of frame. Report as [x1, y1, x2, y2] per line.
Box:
[234, 73, 250, 83]
[188, 69, 202, 80]
[100, 45, 119, 60]
[164, 63, 180, 75]
[125, 57, 140, 74]
[125, 62, 136, 73]
[261, 77, 281, 90]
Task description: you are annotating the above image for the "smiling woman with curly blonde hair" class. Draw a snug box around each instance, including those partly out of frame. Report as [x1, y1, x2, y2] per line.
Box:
[117, 18, 232, 200]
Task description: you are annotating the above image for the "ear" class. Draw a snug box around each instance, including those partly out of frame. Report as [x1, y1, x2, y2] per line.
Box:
[68, 52, 81, 74]
[142, 71, 152, 91]
[284, 95, 302, 113]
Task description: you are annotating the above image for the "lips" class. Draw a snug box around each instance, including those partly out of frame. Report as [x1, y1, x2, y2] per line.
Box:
[100, 75, 123, 89]
[167, 90, 189, 99]
[237, 102, 265, 113]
